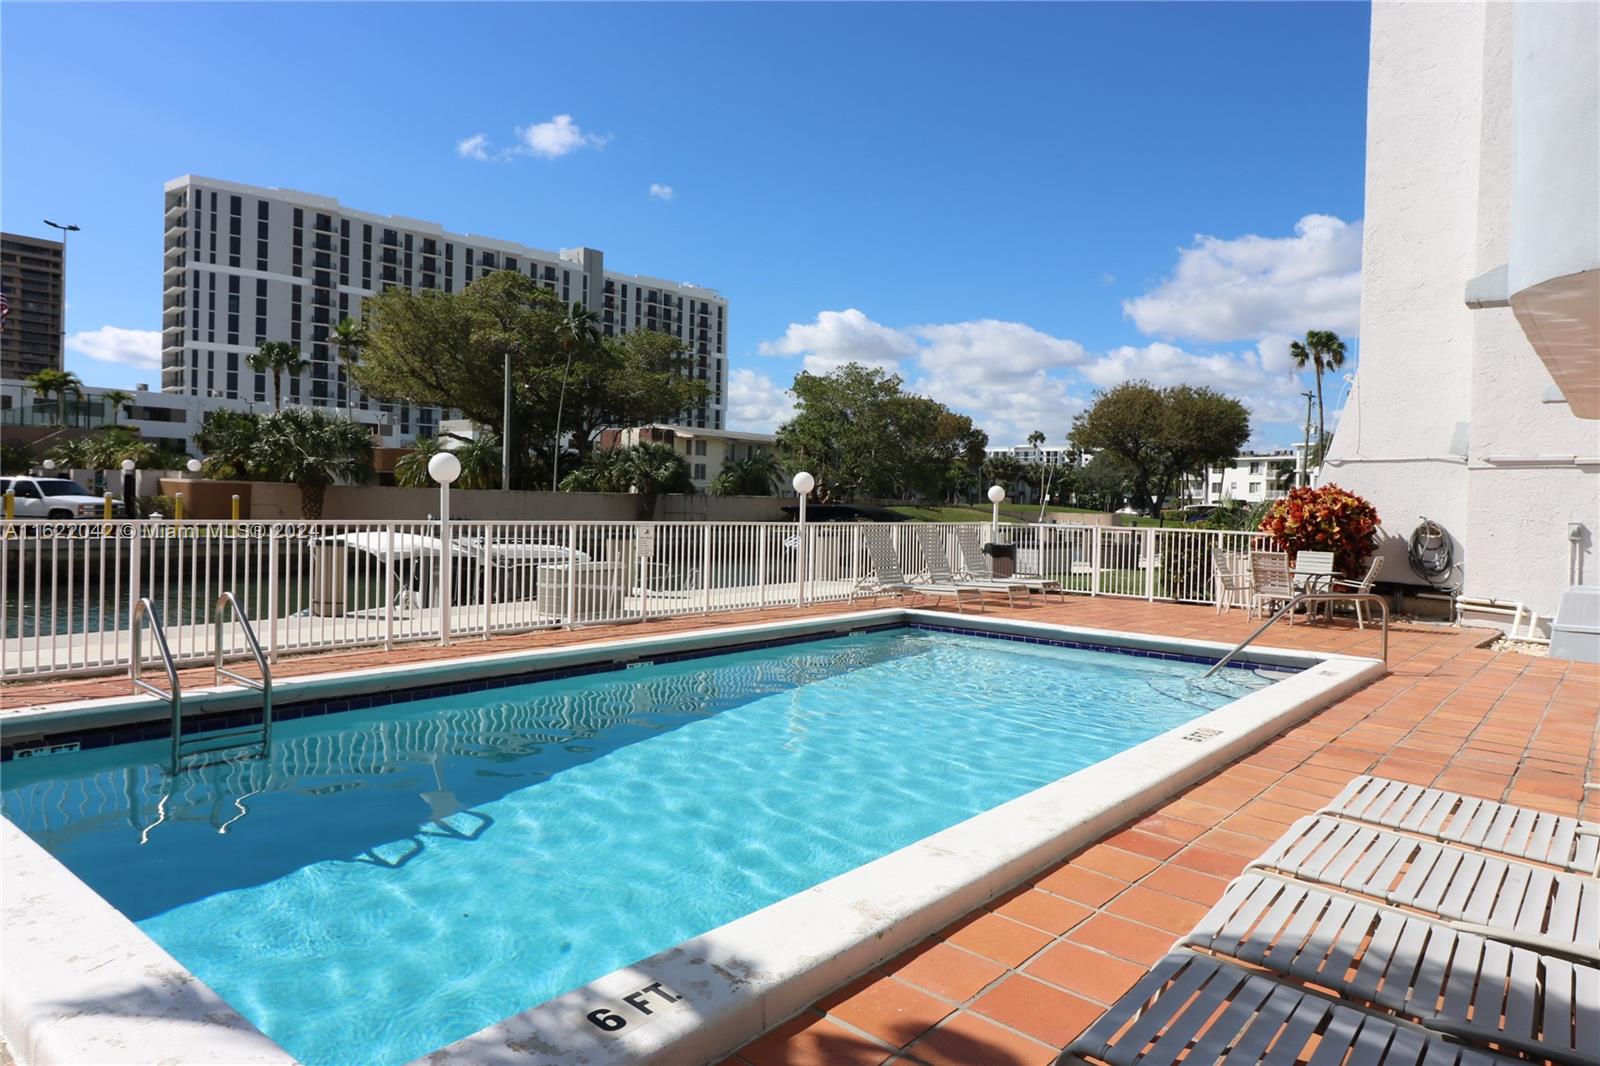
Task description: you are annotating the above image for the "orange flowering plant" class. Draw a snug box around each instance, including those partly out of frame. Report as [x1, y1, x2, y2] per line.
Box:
[1257, 483, 1381, 576]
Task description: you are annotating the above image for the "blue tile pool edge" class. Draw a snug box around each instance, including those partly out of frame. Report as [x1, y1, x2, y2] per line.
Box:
[1, 620, 1302, 762]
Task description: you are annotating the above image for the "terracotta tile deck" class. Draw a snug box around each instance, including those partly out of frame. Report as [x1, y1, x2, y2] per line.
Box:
[5, 596, 1598, 1066]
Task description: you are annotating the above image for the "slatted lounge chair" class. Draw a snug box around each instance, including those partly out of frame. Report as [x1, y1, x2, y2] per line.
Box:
[954, 526, 1066, 599]
[1063, 950, 1524, 1066]
[856, 528, 985, 613]
[1249, 552, 1296, 620]
[1330, 556, 1385, 628]
[1180, 873, 1600, 1065]
[1249, 814, 1599, 962]
[915, 528, 1030, 606]
[1321, 775, 1600, 875]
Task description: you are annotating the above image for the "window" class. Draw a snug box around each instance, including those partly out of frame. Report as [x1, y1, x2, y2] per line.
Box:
[693, 463, 706, 481]
[1249, 462, 1262, 474]
[1249, 481, 1262, 494]
[694, 440, 707, 456]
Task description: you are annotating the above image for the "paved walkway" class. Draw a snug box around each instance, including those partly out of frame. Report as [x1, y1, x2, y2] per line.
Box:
[6, 595, 1596, 1066]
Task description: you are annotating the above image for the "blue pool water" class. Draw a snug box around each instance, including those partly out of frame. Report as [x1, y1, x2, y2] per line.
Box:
[3, 628, 1277, 1065]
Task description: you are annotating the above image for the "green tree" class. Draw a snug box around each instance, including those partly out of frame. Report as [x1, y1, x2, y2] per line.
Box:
[25, 369, 84, 426]
[1027, 429, 1049, 504]
[981, 453, 1026, 498]
[329, 318, 368, 413]
[195, 410, 264, 480]
[355, 272, 707, 489]
[250, 408, 374, 518]
[0, 438, 33, 474]
[777, 363, 979, 503]
[709, 452, 784, 496]
[46, 427, 186, 471]
[560, 442, 693, 519]
[101, 389, 133, 427]
[1069, 381, 1251, 517]
[247, 341, 309, 412]
[1289, 330, 1346, 465]
[394, 432, 502, 490]
[1075, 451, 1135, 512]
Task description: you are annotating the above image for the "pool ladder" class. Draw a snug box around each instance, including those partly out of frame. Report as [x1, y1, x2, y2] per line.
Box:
[131, 592, 273, 773]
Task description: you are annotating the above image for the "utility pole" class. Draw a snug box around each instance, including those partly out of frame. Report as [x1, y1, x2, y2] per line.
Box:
[1300, 390, 1315, 487]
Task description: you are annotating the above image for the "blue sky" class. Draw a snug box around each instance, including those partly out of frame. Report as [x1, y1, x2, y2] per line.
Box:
[1, 2, 1370, 447]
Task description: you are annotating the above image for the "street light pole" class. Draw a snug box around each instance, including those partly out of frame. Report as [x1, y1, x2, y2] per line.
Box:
[43, 219, 80, 371]
[1300, 390, 1315, 486]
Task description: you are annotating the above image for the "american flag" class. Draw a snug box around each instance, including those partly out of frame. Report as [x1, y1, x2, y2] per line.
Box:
[0, 288, 9, 332]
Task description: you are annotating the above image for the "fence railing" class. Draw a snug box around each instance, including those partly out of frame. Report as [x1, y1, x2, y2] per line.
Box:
[1, 519, 1273, 680]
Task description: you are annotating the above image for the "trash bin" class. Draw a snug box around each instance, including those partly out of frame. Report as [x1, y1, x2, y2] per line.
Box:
[982, 542, 1017, 578]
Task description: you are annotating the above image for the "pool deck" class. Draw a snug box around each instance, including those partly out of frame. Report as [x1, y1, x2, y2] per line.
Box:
[4, 596, 1598, 1066]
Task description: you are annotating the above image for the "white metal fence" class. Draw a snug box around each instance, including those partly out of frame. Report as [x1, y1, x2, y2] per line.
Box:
[1, 519, 1272, 680]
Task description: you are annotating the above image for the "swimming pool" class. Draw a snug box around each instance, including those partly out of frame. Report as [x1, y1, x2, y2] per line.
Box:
[3, 624, 1287, 1065]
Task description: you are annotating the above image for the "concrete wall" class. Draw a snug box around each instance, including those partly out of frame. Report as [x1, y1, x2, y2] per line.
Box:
[1323, 0, 1599, 627]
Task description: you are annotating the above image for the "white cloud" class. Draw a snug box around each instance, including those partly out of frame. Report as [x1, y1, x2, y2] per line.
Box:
[516, 114, 608, 159]
[1124, 214, 1362, 343]
[758, 308, 919, 373]
[727, 369, 795, 432]
[648, 183, 675, 201]
[456, 133, 491, 161]
[66, 326, 161, 370]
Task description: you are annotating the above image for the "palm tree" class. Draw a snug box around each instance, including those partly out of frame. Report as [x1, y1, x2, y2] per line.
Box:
[247, 341, 309, 412]
[708, 452, 783, 496]
[101, 389, 133, 427]
[328, 318, 367, 414]
[1027, 429, 1048, 504]
[561, 443, 691, 519]
[195, 410, 264, 480]
[551, 302, 603, 490]
[25, 369, 84, 426]
[251, 407, 374, 518]
[1289, 330, 1347, 465]
[395, 431, 501, 490]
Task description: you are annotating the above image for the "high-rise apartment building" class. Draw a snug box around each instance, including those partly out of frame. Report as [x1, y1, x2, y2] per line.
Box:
[160, 176, 728, 439]
[1, 232, 66, 380]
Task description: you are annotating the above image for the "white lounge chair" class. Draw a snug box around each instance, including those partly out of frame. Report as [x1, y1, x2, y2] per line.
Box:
[915, 528, 1029, 606]
[1180, 873, 1599, 1065]
[857, 528, 985, 613]
[953, 526, 1065, 599]
[1212, 550, 1252, 615]
[1321, 775, 1600, 875]
[1065, 950, 1522, 1066]
[1250, 814, 1599, 962]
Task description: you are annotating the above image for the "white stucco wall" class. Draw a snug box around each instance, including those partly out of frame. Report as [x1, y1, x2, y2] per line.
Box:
[1323, 0, 1599, 626]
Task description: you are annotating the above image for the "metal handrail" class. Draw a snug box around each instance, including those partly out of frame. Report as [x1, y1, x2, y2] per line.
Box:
[1203, 592, 1391, 678]
[215, 591, 273, 753]
[130, 597, 183, 770]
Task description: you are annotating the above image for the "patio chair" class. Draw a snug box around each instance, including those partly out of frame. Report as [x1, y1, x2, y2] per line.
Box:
[1320, 775, 1600, 875]
[953, 526, 1065, 599]
[857, 528, 985, 613]
[1330, 555, 1385, 628]
[1249, 551, 1295, 621]
[914, 527, 1028, 607]
[1212, 550, 1252, 615]
[1249, 814, 1599, 962]
[1179, 873, 1599, 1065]
[1064, 950, 1523, 1066]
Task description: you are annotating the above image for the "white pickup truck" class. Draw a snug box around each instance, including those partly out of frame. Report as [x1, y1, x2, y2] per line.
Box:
[0, 476, 124, 519]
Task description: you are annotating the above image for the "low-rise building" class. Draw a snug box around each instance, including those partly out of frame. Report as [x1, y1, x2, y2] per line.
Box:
[602, 424, 781, 493]
[1184, 448, 1309, 506]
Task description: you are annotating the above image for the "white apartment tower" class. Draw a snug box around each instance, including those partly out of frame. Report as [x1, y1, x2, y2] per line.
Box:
[160, 176, 728, 439]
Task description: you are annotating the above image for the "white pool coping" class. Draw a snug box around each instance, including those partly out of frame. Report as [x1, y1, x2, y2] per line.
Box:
[1, 609, 1383, 1066]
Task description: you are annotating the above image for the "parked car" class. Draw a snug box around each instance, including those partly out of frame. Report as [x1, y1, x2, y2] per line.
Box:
[0, 476, 122, 518]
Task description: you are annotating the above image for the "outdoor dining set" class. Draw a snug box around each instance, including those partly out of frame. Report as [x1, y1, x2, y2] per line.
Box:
[1213, 550, 1386, 628]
